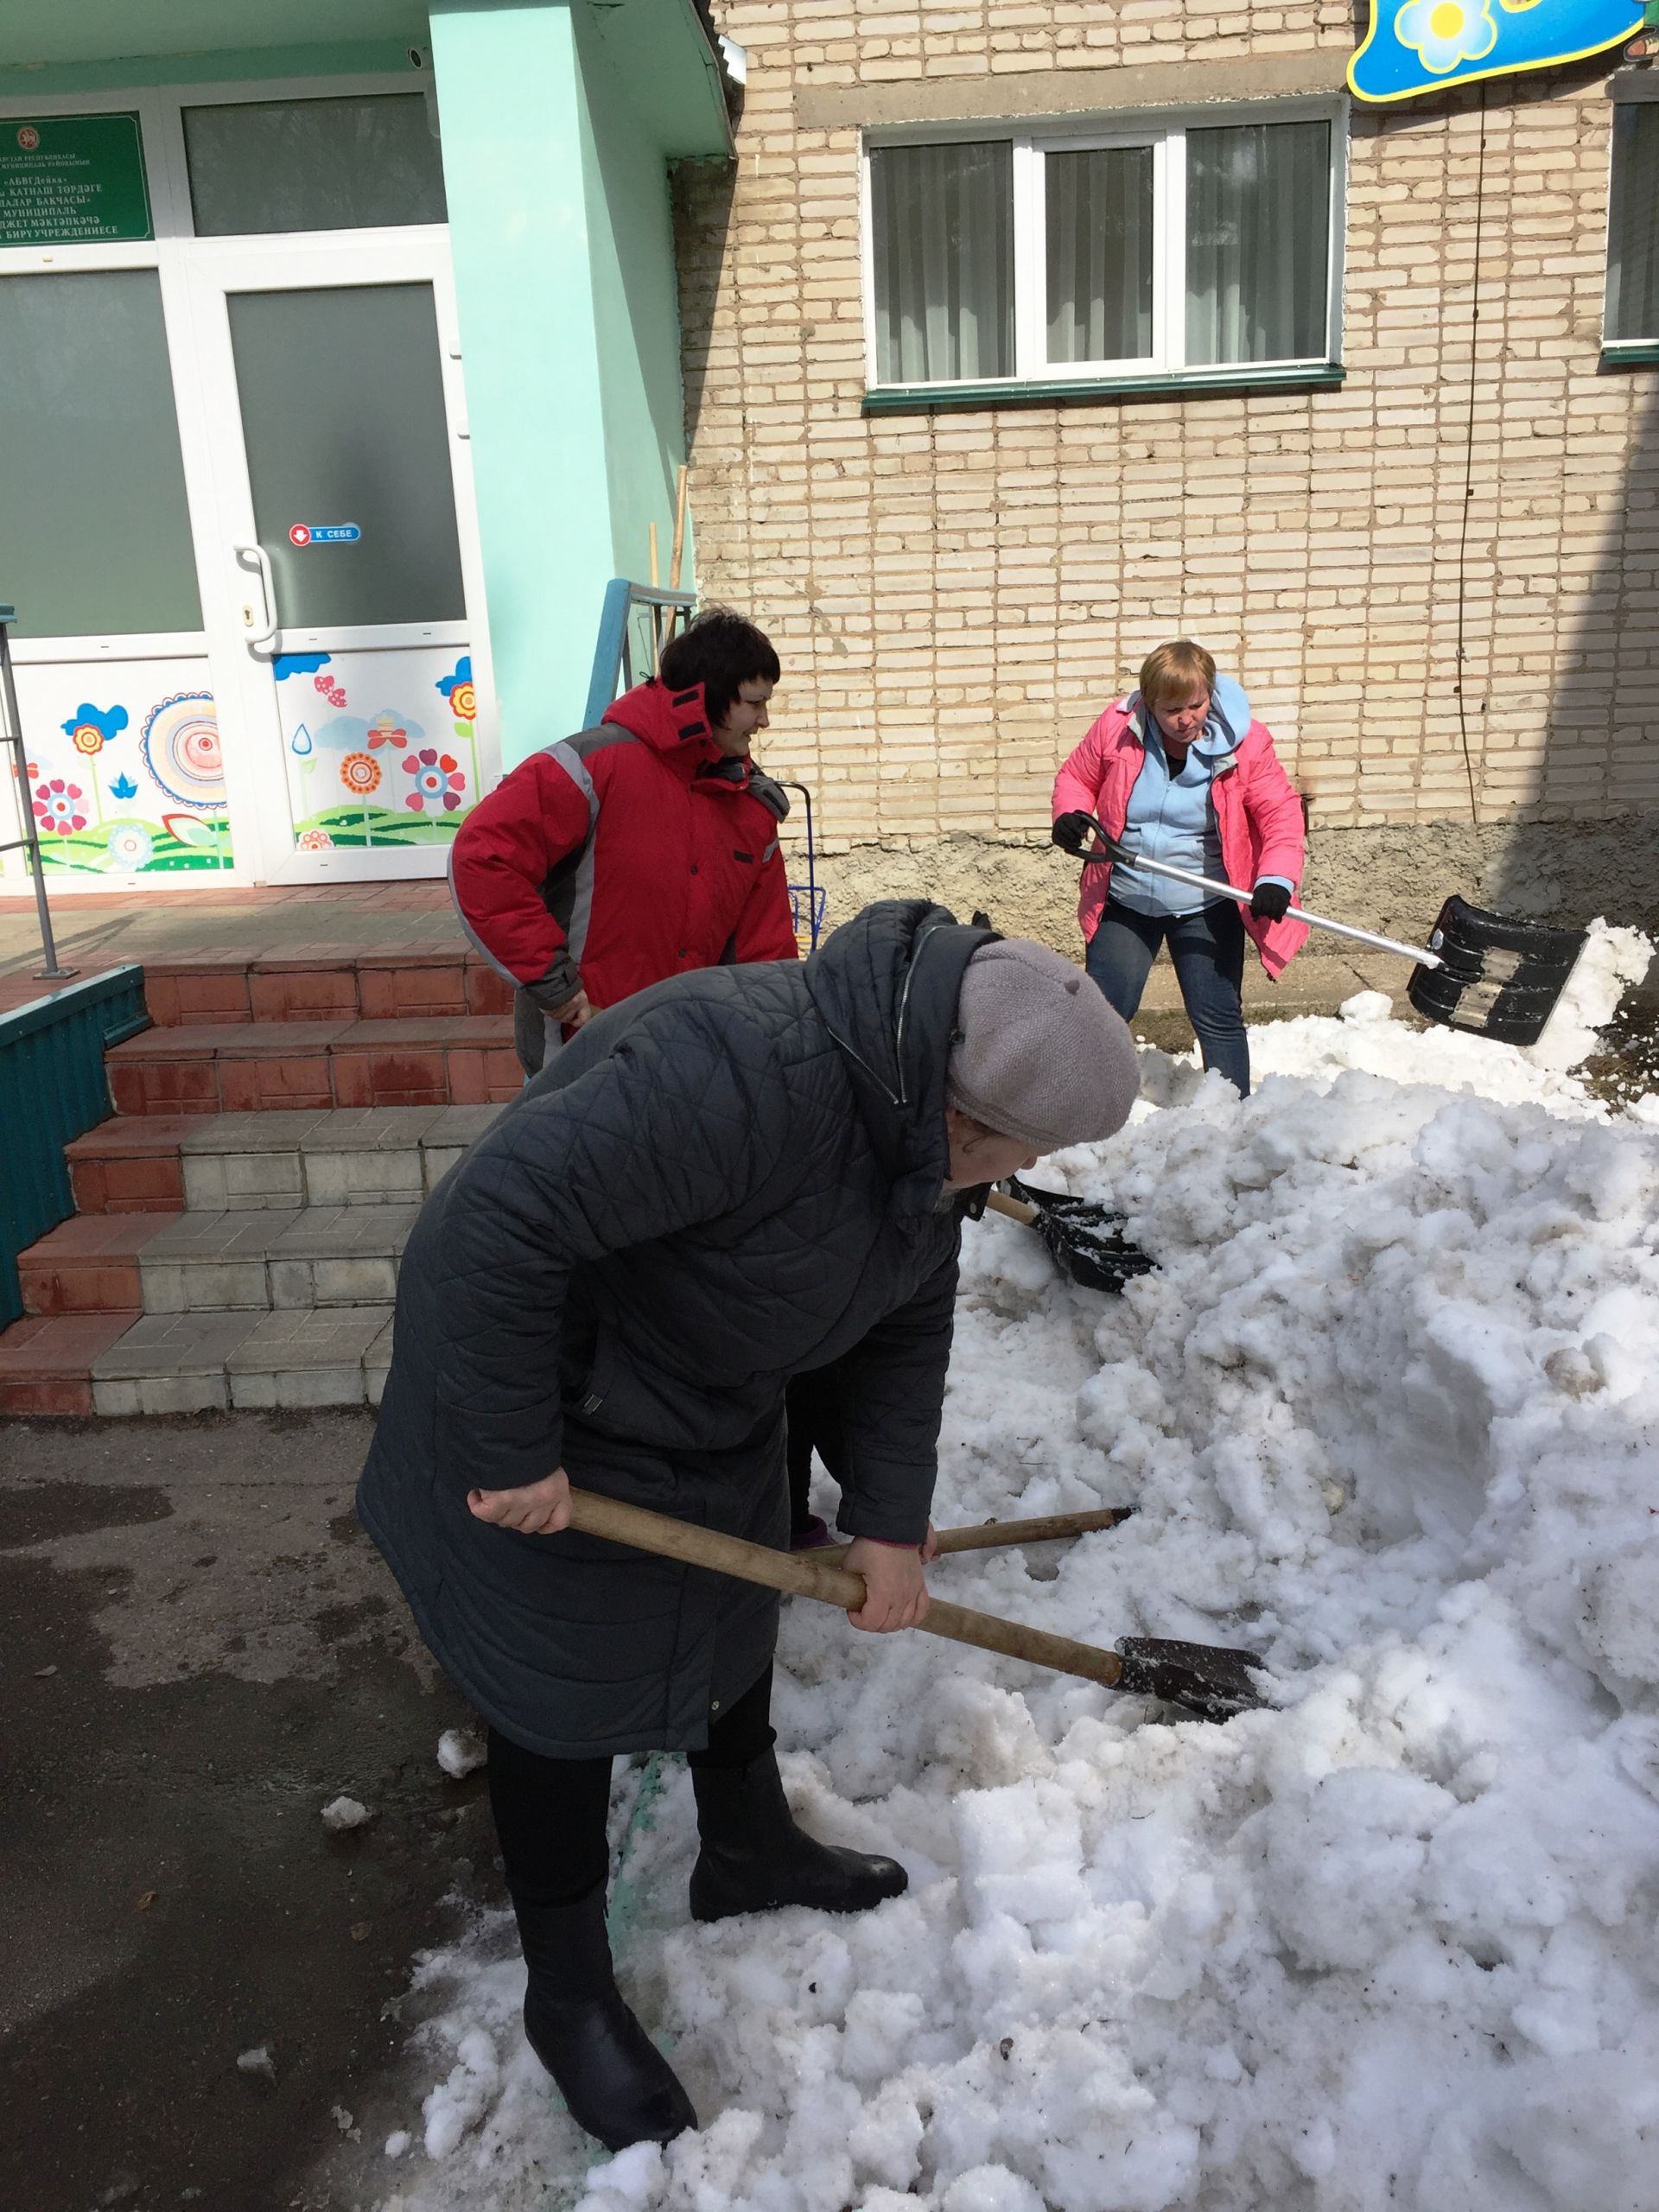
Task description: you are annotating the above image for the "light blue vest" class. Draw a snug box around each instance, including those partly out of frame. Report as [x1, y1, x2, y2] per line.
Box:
[1110, 675, 1250, 919]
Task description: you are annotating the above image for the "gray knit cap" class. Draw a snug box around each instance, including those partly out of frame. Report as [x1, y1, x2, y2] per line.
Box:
[946, 939, 1140, 1154]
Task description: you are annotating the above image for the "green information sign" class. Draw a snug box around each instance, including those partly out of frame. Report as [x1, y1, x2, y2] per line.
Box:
[0, 114, 152, 248]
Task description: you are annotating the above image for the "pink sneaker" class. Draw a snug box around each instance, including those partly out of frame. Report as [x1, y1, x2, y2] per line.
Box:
[790, 1516, 836, 1552]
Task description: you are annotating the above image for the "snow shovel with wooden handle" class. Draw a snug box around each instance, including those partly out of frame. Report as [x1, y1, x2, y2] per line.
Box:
[1065, 816, 1587, 1047]
[986, 1183, 1155, 1294]
[817, 1504, 1135, 1567]
[564, 1488, 1268, 1724]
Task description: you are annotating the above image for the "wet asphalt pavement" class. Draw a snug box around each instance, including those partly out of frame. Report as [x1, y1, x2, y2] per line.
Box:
[0, 1413, 499, 2212]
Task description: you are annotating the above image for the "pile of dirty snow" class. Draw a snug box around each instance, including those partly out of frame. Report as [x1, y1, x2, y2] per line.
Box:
[369, 921, 1659, 2212]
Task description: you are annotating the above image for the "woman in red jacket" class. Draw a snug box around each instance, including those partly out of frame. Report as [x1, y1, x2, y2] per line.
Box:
[1052, 640, 1307, 1096]
[451, 609, 799, 1078]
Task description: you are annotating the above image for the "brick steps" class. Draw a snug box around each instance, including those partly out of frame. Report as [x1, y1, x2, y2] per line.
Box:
[0, 1313, 143, 1418]
[89, 1306, 394, 1416]
[143, 949, 514, 1026]
[0, 944, 518, 1416]
[136, 1205, 417, 1314]
[18, 1213, 183, 1315]
[106, 1015, 519, 1115]
[68, 1104, 501, 1214]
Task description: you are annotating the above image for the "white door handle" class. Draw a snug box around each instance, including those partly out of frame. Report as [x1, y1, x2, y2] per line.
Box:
[233, 542, 279, 652]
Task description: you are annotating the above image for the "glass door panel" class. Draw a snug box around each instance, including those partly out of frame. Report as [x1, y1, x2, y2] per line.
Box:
[0, 268, 200, 638]
[0, 266, 236, 885]
[191, 245, 491, 880]
[184, 95, 446, 238]
[226, 283, 465, 629]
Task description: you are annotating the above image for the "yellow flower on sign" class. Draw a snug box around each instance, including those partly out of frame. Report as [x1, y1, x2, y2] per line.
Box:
[1395, 0, 1499, 69]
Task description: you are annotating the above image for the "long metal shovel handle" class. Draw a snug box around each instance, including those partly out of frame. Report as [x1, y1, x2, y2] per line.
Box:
[1076, 817, 1443, 970]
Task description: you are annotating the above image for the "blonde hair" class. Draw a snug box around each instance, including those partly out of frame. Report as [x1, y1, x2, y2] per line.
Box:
[1139, 640, 1216, 708]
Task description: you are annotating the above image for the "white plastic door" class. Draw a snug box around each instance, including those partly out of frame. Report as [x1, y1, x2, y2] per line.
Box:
[187, 234, 497, 881]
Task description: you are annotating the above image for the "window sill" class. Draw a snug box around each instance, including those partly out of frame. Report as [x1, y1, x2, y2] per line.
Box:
[861, 365, 1346, 414]
[1599, 345, 1659, 371]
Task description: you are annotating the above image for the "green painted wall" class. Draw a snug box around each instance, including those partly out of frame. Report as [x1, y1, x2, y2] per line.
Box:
[429, 0, 723, 764]
[571, 6, 689, 595]
[0, 45, 417, 96]
[0, 0, 425, 71]
[429, 1, 615, 761]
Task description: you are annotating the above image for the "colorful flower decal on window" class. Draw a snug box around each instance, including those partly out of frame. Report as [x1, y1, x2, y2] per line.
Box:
[105, 823, 154, 871]
[33, 779, 87, 834]
[403, 748, 467, 813]
[110, 772, 139, 801]
[296, 828, 335, 851]
[437, 656, 476, 727]
[141, 693, 226, 812]
[340, 751, 382, 796]
[1393, 0, 1498, 69]
[61, 702, 128, 758]
[366, 712, 408, 752]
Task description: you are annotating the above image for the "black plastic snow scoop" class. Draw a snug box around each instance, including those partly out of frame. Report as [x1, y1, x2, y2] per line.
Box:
[1065, 817, 1588, 1047]
[986, 1178, 1157, 1295]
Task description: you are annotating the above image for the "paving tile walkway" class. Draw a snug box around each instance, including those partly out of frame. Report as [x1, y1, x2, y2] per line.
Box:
[2, 878, 1410, 1020]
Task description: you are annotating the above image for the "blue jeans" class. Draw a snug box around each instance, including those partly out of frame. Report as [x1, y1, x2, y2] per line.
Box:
[1086, 899, 1250, 1096]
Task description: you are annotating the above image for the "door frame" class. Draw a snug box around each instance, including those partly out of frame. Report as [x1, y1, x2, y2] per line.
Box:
[0, 73, 497, 891]
[181, 230, 496, 883]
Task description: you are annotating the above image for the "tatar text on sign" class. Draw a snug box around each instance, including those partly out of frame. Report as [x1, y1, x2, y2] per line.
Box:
[0, 114, 152, 246]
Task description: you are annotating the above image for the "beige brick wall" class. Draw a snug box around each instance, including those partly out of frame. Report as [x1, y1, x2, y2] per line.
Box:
[675, 2, 1659, 919]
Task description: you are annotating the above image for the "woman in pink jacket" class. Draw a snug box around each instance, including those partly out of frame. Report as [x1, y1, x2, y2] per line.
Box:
[1052, 640, 1307, 1096]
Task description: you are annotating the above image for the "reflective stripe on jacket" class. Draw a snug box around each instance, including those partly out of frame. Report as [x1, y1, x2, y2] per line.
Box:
[448, 677, 798, 1023]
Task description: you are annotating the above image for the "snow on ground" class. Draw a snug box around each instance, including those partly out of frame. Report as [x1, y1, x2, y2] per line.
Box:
[369, 921, 1659, 2212]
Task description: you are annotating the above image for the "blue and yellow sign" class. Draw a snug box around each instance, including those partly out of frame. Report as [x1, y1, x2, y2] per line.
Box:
[1350, 0, 1643, 100]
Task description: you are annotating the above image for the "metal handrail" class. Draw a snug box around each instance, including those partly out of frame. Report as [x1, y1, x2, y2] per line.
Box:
[582, 577, 698, 728]
[0, 607, 76, 981]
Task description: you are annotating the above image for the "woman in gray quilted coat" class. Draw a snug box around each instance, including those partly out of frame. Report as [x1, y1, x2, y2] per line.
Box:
[358, 899, 1139, 2152]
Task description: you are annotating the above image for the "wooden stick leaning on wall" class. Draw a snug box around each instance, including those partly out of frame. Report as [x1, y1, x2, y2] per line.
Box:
[648, 521, 662, 664]
[665, 465, 689, 644]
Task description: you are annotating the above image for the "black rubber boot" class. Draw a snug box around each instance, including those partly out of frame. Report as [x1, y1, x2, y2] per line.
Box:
[513, 1883, 696, 2152]
[689, 1747, 908, 1923]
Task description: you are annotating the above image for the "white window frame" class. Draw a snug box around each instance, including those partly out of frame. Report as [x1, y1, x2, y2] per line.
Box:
[1603, 76, 1659, 360]
[861, 98, 1347, 397]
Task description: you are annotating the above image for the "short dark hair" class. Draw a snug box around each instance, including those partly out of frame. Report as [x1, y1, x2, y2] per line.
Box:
[658, 607, 779, 728]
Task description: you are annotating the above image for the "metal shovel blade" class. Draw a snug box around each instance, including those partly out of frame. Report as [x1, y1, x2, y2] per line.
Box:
[1114, 1635, 1271, 1723]
[1007, 1177, 1157, 1295]
[1406, 896, 1587, 1046]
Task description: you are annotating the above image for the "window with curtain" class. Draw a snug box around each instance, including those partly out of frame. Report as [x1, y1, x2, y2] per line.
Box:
[1185, 120, 1331, 367]
[870, 140, 1014, 384]
[1046, 144, 1154, 365]
[1606, 103, 1659, 347]
[865, 108, 1340, 392]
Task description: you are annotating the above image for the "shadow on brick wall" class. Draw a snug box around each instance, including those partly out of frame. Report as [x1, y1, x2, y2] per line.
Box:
[1479, 372, 1659, 928]
[672, 157, 737, 452]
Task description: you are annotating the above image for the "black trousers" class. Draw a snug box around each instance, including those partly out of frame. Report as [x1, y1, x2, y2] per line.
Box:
[785, 1363, 850, 1536]
[488, 1663, 777, 1909]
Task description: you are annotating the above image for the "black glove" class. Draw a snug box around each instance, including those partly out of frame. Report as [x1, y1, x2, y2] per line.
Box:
[1052, 810, 1096, 857]
[1249, 880, 1292, 922]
